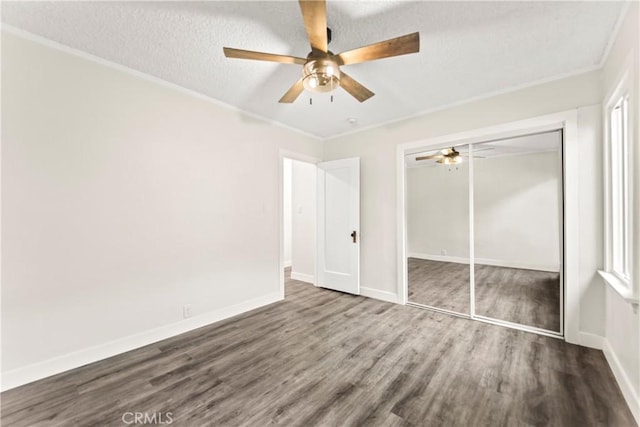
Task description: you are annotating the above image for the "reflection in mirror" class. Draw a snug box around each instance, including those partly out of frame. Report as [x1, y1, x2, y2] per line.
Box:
[473, 131, 562, 332]
[406, 145, 470, 314]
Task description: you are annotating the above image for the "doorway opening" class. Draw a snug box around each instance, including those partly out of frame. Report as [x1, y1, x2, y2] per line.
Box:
[281, 155, 318, 298]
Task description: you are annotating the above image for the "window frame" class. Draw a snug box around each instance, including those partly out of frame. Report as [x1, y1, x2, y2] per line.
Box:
[609, 94, 631, 283]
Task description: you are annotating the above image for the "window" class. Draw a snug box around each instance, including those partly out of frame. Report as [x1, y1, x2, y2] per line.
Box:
[609, 94, 631, 284]
[601, 62, 636, 304]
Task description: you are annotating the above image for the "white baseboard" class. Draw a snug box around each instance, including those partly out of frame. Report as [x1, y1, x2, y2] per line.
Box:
[577, 332, 604, 350]
[409, 253, 469, 265]
[1, 292, 282, 392]
[361, 287, 399, 304]
[284, 260, 292, 268]
[290, 271, 314, 284]
[603, 339, 640, 425]
[408, 252, 560, 273]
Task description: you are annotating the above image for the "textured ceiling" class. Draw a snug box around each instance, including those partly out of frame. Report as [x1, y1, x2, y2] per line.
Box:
[1, 1, 625, 138]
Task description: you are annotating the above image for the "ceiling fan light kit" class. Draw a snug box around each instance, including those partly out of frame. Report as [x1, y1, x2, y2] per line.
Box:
[223, 0, 420, 103]
[437, 156, 462, 165]
[302, 58, 340, 93]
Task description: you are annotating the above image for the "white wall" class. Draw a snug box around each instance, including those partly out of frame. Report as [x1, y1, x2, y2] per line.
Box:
[290, 160, 316, 282]
[600, 2, 640, 421]
[577, 104, 605, 338]
[1, 32, 322, 386]
[407, 150, 561, 271]
[475, 150, 561, 271]
[407, 162, 470, 260]
[283, 158, 292, 267]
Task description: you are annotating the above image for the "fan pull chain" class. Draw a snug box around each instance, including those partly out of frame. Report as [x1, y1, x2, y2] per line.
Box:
[309, 96, 336, 105]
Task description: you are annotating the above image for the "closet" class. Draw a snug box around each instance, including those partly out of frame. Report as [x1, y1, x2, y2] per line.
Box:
[405, 130, 563, 335]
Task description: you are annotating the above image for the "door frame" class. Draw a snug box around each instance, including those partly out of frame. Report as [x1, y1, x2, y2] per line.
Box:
[279, 150, 321, 300]
[396, 109, 580, 343]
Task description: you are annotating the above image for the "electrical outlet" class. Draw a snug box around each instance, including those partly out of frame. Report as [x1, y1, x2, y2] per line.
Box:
[183, 304, 193, 319]
[441, 249, 447, 256]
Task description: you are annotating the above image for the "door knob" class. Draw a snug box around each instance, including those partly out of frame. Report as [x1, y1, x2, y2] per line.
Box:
[351, 230, 357, 243]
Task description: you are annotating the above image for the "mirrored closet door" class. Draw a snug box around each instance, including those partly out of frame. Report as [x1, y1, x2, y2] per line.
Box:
[473, 131, 563, 333]
[404, 131, 564, 336]
[406, 145, 470, 315]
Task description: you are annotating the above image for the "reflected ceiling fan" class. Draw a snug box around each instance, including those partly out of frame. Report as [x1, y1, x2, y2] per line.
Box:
[415, 147, 493, 165]
[223, 0, 420, 103]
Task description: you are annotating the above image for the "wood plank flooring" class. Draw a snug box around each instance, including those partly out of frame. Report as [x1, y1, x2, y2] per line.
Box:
[1, 270, 634, 426]
[408, 258, 471, 314]
[408, 258, 560, 331]
[475, 263, 560, 331]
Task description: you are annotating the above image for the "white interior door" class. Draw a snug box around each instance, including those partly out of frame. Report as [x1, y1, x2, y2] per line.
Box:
[316, 158, 360, 295]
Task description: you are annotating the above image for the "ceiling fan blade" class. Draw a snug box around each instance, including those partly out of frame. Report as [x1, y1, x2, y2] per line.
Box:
[415, 154, 444, 161]
[298, 0, 328, 53]
[339, 71, 375, 102]
[461, 154, 487, 158]
[223, 47, 306, 65]
[279, 78, 305, 103]
[336, 32, 419, 66]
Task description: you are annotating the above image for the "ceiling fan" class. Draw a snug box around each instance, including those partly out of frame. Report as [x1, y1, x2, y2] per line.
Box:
[415, 147, 492, 164]
[223, 0, 420, 103]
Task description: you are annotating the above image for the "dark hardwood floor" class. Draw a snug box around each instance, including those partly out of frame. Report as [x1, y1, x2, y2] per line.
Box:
[1, 269, 634, 426]
[408, 258, 560, 331]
